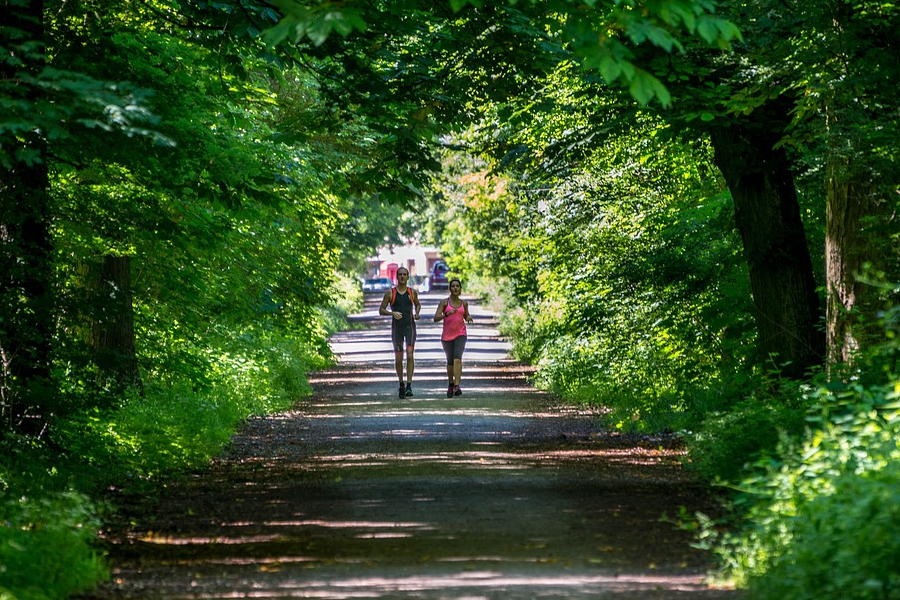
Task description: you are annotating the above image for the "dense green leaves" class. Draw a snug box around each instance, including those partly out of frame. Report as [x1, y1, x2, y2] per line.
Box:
[709, 369, 900, 598]
[1, 1, 404, 596]
[264, 1, 367, 45]
[425, 85, 755, 428]
[0, 0, 897, 598]
[410, 3, 897, 597]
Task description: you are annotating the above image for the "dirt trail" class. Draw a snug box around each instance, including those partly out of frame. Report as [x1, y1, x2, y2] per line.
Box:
[91, 293, 740, 599]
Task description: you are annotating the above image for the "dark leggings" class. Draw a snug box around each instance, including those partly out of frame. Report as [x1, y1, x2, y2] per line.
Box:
[441, 335, 467, 364]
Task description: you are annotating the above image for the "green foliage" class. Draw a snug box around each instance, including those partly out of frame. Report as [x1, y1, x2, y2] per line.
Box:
[0, 19, 166, 169]
[0, 325, 332, 597]
[549, 0, 742, 107]
[750, 463, 900, 600]
[317, 271, 365, 333]
[706, 340, 900, 597]
[262, 0, 743, 108]
[430, 101, 754, 433]
[264, 1, 367, 46]
[686, 381, 810, 483]
[56, 330, 325, 486]
[2, 1, 398, 598]
[0, 490, 106, 600]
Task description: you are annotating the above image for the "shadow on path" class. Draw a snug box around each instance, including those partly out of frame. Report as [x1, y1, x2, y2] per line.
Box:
[90, 292, 741, 599]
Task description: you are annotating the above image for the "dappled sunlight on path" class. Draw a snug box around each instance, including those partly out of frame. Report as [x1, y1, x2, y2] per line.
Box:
[91, 292, 740, 599]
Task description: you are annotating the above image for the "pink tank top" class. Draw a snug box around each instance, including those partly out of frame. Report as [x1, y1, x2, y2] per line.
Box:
[441, 300, 467, 341]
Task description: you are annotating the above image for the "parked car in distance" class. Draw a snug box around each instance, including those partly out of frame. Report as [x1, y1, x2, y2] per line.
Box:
[362, 277, 392, 293]
[429, 261, 450, 290]
[411, 274, 430, 293]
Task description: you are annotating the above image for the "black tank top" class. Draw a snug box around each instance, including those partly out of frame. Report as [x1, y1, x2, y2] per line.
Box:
[391, 289, 413, 326]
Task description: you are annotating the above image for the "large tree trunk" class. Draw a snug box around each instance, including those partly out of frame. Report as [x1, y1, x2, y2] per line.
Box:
[710, 108, 825, 378]
[88, 255, 140, 392]
[0, 150, 53, 433]
[0, 0, 54, 435]
[825, 163, 896, 367]
[821, 9, 900, 369]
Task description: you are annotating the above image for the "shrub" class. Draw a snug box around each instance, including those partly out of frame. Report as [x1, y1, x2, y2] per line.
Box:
[499, 304, 555, 365]
[56, 330, 327, 487]
[687, 380, 809, 483]
[500, 299, 725, 433]
[317, 271, 364, 334]
[712, 377, 900, 599]
[750, 462, 900, 600]
[0, 492, 106, 600]
[1, 326, 337, 599]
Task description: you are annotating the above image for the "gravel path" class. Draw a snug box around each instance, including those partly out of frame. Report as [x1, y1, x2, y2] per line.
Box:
[90, 292, 740, 599]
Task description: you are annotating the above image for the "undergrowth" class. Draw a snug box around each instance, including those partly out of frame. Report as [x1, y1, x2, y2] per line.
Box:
[500, 289, 899, 600]
[0, 279, 358, 600]
[707, 375, 900, 599]
[499, 301, 738, 434]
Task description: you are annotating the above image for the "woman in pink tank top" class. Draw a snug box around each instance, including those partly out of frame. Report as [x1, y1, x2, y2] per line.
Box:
[434, 278, 474, 398]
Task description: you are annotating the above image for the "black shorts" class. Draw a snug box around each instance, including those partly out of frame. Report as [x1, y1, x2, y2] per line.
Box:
[441, 335, 467, 364]
[392, 322, 416, 352]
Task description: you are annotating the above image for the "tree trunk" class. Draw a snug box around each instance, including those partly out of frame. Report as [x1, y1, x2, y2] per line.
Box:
[710, 109, 825, 378]
[825, 162, 896, 367]
[0, 0, 54, 435]
[88, 255, 140, 391]
[821, 29, 900, 369]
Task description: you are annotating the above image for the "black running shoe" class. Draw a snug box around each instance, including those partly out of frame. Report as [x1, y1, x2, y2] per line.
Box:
[398, 385, 405, 399]
[405, 383, 413, 397]
[454, 385, 462, 396]
[447, 384, 454, 398]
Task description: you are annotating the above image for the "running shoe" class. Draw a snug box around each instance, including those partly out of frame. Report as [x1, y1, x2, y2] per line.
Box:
[454, 385, 462, 396]
[405, 383, 413, 397]
[447, 384, 454, 398]
[398, 385, 405, 399]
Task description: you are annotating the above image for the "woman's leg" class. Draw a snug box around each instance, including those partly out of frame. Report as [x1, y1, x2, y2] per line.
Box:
[441, 340, 454, 384]
[453, 336, 467, 393]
